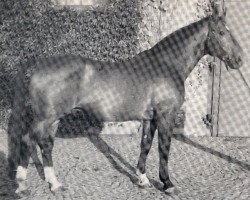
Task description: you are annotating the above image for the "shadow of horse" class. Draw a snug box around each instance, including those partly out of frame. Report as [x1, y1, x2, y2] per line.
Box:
[56, 109, 139, 184]
[173, 134, 250, 171]
[56, 109, 171, 191]
[56, 110, 165, 191]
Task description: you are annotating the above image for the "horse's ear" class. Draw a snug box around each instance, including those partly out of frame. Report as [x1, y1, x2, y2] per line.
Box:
[223, 7, 227, 17]
[211, 0, 223, 21]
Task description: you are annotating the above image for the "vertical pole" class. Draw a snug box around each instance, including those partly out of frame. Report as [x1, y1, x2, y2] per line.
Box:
[209, 58, 222, 137]
[207, 61, 215, 136]
[216, 61, 222, 136]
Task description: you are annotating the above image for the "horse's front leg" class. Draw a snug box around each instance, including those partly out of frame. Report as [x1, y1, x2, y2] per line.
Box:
[157, 108, 176, 193]
[36, 120, 62, 192]
[136, 119, 157, 187]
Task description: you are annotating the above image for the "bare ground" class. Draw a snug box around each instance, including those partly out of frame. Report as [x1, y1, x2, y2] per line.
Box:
[0, 129, 250, 200]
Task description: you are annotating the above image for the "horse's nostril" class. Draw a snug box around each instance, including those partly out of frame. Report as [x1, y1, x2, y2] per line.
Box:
[237, 57, 242, 64]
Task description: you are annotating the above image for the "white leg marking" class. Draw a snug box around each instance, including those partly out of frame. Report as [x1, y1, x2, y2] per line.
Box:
[165, 186, 176, 194]
[15, 166, 28, 193]
[44, 167, 62, 191]
[136, 169, 151, 187]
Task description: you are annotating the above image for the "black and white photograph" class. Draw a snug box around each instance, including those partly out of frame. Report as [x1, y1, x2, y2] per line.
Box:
[0, 0, 249, 199]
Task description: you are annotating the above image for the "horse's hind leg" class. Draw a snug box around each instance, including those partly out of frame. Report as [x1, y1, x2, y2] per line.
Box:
[8, 109, 33, 193]
[136, 119, 157, 187]
[36, 120, 62, 191]
[15, 134, 32, 193]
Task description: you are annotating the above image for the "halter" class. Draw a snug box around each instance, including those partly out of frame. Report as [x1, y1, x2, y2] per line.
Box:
[206, 0, 231, 71]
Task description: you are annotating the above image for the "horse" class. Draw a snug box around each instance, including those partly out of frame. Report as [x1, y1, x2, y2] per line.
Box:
[8, 2, 243, 194]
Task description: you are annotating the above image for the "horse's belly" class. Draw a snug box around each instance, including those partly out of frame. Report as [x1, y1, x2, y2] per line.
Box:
[77, 80, 151, 121]
[77, 91, 143, 121]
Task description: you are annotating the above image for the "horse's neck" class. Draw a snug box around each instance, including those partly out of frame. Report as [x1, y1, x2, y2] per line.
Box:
[150, 18, 209, 82]
[180, 24, 209, 81]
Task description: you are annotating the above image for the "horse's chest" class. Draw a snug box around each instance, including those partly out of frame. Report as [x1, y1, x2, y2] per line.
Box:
[153, 81, 184, 104]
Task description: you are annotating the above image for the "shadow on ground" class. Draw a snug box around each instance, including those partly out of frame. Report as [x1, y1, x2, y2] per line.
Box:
[55, 110, 250, 192]
[56, 110, 139, 185]
[173, 134, 250, 171]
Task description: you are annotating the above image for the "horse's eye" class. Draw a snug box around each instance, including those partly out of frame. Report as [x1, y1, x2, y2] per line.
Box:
[220, 31, 225, 35]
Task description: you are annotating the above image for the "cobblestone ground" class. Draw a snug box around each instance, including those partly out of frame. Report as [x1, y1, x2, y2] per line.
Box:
[0, 129, 250, 200]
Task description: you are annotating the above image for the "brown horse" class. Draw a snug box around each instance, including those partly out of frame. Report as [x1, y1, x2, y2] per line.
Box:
[8, 2, 243, 194]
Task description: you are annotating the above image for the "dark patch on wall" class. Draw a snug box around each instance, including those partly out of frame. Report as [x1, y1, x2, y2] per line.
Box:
[0, 0, 141, 107]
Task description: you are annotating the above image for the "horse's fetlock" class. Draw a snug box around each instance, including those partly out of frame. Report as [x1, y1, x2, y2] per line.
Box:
[44, 166, 62, 190]
[163, 179, 174, 191]
[16, 166, 27, 181]
[21, 134, 31, 144]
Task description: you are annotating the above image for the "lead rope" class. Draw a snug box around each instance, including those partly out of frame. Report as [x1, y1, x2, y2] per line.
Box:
[226, 69, 250, 93]
[210, 58, 216, 136]
[216, 60, 222, 137]
[238, 69, 250, 93]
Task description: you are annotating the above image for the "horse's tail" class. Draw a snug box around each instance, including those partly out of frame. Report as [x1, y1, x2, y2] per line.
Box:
[7, 67, 34, 178]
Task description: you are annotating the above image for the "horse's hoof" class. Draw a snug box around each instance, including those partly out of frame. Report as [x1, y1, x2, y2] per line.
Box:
[138, 180, 152, 188]
[164, 185, 180, 195]
[136, 171, 152, 188]
[15, 187, 29, 195]
[137, 178, 152, 188]
[15, 181, 28, 194]
[163, 181, 178, 195]
[16, 190, 30, 198]
[164, 186, 175, 194]
[50, 182, 63, 192]
[51, 186, 68, 197]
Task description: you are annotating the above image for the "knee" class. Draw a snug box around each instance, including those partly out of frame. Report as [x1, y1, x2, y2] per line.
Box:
[20, 134, 32, 150]
[140, 146, 151, 157]
[21, 133, 31, 143]
[39, 136, 54, 151]
[155, 99, 180, 116]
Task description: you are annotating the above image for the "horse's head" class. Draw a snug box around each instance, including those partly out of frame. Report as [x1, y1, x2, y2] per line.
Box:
[206, 1, 244, 69]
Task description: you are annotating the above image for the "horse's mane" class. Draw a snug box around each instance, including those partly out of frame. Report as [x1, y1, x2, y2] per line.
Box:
[151, 16, 210, 52]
